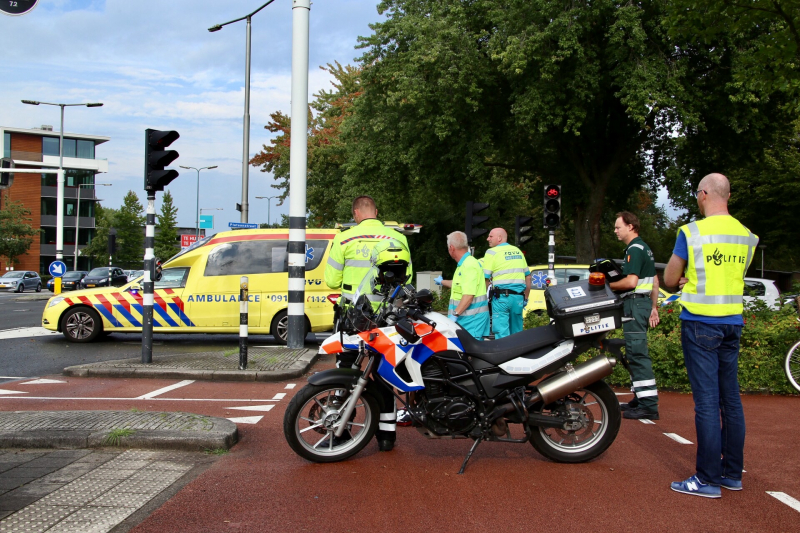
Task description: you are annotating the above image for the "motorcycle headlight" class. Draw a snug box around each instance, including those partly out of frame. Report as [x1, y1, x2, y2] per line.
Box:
[48, 296, 65, 308]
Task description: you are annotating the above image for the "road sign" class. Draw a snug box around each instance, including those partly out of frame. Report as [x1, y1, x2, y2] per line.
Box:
[48, 261, 67, 278]
[181, 234, 198, 248]
[199, 215, 214, 229]
[1, 0, 38, 16]
[228, 222, 258, 229]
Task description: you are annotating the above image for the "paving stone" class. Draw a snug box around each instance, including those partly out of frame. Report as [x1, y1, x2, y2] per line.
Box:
[19, 456, 79, 470]
[38, 463, 97, 484]
[0, 504, 79, 532]
[46, 506, 136, 533]
[2, 467, 61, 478]
[6, 481, 65, 499]
[90, 490, 156, 509]
[0, 477, 35, 491]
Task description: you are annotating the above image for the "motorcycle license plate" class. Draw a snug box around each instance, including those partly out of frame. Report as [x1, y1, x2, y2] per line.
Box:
[583, 313, 600, 325]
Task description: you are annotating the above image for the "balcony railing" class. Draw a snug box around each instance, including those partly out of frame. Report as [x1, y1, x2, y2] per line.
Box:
[40, 215, 96, 228]
[6, 149, 106, 163]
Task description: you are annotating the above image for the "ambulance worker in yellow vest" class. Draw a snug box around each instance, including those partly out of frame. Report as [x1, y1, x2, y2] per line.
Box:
[664, 173, 758, 499]
[482, 228, 531, 338]
[434, 231, 490, 339]
[324, 195, 412, 452]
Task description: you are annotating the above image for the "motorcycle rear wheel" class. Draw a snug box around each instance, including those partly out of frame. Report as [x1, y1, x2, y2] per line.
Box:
[284, 384, 379, 463]
[529, 380, 620, 463]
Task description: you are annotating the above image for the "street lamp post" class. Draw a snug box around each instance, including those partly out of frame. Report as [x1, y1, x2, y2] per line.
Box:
[758, 244, 767, 278]
[21, 100, 103, 263]
[75, 182, 111, 270]
[209, 0, 276, 224]
[179, 165, 218, 239]
[255, 195, 278, 226]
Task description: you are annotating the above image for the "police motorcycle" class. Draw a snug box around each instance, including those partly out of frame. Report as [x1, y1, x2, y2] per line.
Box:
[283, 241, 626, 473]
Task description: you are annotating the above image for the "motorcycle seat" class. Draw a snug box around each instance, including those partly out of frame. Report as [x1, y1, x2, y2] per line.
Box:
[456, 325, 564, 365]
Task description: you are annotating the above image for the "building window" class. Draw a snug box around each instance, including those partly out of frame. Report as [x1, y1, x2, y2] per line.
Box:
[41, 198, 57, 216]
[3, 132, 10, 158]
[42, 169, 96, 188]
[43, 137, 59, 156]
[77, 140, 94, 159]
[62, 139, 76, 158]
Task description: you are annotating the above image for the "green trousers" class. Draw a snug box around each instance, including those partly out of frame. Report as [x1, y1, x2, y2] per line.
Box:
[623, 297, 659, 412]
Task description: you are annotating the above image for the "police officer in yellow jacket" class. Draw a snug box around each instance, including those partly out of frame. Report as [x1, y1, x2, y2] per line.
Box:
[664, 173, 758, 499]
[482, 228, 531, 338]
[324, 195, 411, 452]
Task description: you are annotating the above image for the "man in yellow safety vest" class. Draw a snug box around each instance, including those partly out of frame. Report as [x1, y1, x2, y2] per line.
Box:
[482, 228, 531, 338]
[664, 173, 758, 499]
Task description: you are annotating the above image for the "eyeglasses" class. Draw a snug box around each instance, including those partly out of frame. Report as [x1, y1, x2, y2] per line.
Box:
[694, 189, 707, 198]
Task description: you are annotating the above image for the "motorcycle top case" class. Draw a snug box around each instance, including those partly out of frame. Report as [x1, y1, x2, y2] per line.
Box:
[589, 258, 625, 283]
[544, 280, 623, 338]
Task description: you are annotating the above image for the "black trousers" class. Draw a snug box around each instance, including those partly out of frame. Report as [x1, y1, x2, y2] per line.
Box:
[336, 351, 397, 443]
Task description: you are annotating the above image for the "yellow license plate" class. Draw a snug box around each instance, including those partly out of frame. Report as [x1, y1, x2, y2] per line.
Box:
[87, 284, 96, 287]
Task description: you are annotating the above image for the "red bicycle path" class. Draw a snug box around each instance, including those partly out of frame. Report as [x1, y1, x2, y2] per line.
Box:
[0, 363, 798, 532]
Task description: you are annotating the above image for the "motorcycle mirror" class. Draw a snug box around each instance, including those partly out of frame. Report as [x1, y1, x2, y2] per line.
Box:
[395, 318, 420, 344]
[415, 288, 433, 306]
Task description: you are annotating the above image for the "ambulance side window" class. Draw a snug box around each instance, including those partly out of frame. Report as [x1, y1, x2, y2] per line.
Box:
[155, 267, 190, 289]
[305, 240, 329, 271]
[203, 239, 331, 276]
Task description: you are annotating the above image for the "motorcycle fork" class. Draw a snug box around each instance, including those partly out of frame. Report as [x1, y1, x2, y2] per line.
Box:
[334, 350, 378, 438]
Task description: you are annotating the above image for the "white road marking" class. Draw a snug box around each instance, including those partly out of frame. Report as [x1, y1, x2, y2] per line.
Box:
[227, 416, 263, 424]
[135, 380, 195, 399]
[227, 405, 275, 412]
[664, 432, 693, 444]
[766, 492, 800, 513]
[639, 419, 656, 425]
[20, 379, 67, 385]
[0, 389, 27, 395]
[285, 384, 296, 389]
[0, 327, 61, 340]
[272, 392, 287, 400]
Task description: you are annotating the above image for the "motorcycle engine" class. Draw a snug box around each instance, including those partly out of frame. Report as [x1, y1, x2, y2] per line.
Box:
[420, 361, 477, 435]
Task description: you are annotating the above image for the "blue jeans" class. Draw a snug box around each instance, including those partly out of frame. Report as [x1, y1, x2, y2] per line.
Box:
[681, 320, 745, 485]
[491, 294, 524, 339]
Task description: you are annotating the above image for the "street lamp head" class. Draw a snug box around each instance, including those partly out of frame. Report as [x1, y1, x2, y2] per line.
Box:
[179, 166, 194, 170]
[207, 165, 218, 170]
[208, 24, 223, 32]
[21, 100, 40, 105]
[86, 103, 104, 108]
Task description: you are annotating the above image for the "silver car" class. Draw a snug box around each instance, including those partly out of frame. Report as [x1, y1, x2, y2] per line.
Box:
[0, 270, 42, 292]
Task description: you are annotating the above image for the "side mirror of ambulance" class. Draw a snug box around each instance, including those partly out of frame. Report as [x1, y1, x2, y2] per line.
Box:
[129, 283, 142, 292]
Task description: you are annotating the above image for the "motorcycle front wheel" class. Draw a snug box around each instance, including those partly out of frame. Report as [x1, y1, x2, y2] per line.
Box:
[284, 384, 379, 463]
[528, 380, 621, 463]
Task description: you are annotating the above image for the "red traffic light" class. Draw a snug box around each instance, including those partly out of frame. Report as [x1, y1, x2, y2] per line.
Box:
[545, 185, 560, 199]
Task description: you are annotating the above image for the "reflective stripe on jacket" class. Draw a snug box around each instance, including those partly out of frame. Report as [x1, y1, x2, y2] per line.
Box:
[482, 243, 530, 287]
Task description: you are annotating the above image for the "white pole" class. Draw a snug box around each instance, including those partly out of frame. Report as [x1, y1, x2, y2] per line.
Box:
[241, 16, 252, 223]
[74, 185, 81, 270]
[56, 106, 65, 263]
[287, 0, 310, 348]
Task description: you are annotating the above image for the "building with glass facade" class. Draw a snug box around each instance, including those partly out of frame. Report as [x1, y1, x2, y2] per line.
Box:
[0, 125, 110, 273]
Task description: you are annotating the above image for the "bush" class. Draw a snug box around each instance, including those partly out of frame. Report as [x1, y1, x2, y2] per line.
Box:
[524, 301, 800, 395]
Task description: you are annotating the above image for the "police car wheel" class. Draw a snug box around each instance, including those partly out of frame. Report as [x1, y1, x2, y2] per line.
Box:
[271, 310, 309, 345]
[62, 307, 103, 343]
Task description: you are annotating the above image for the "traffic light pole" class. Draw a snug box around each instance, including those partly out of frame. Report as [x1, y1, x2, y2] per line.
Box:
[548, 230, 556, 286]
[142, 193, 156, 364]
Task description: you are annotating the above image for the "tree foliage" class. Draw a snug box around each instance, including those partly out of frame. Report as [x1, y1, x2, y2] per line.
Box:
[115, 191, 145, 269]
[0, 193, 39, 267]
[154, 190, 179, 262]
[79, 203, 118, 268]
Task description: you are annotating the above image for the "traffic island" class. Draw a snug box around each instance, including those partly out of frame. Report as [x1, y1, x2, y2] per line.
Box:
[0, 410, 238, 451]
[63, 346, 319, 382]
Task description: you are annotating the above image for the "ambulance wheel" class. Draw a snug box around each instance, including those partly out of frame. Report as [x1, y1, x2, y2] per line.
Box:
[62, 307, 103, 343]
[271, 310, 309, 345]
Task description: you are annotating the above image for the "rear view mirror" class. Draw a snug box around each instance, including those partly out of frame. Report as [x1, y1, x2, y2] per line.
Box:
[395, 318, 420, 344]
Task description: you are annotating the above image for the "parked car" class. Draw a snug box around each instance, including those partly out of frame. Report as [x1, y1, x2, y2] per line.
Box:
[48, 271, 89, 292]
[79, 267, 129, 289]
[0, 271, 42, 293]
[743, 277, 781, 310]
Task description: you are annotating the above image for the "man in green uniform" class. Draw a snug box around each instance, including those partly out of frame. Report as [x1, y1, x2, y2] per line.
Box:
[324, 195, 412, 451]
[435, 231, 490, 339]
[482, 228, 531, 338]
[609, 211, 661, 420]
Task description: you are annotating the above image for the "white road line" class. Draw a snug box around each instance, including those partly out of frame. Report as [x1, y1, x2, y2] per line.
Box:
[20, 379, 67, 385]
[227, 405, 275, 412]
[664, 432, 693, 444]
[0, 327, 61, 340]
[639, 419, 656, 425]
[0, 389, 27, 395]
[272, 393, 287, 400]
[0, 397, 282, 402]
[766, 492, 800, 513]
[135, 380, 195, 399]
[227, 416, 263, 424]
[285, 384, 296, 389]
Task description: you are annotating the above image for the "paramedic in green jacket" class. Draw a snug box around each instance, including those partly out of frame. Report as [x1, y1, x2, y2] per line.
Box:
[482, 228, 531, 338]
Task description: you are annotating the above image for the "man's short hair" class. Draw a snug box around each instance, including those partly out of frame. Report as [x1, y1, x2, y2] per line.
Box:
[352, 195, 377, 215]
[616, 211, 640, 234]
[447, 231, 469, 250]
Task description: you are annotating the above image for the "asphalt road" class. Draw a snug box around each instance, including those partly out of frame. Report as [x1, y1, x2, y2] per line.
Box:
[0, 369, 798, 531]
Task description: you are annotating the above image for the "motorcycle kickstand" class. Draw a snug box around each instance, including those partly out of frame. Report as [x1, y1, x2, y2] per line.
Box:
[458, 437, 483, 475]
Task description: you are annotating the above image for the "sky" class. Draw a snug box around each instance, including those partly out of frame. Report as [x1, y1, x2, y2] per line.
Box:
[0, 0, 386, 234]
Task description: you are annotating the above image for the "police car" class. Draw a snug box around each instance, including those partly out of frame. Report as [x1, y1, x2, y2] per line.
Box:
[41, 224, 421, 343]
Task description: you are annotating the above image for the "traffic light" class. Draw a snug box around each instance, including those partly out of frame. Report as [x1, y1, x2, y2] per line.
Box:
[515, 215, 534, 247]
[108, 228, 117, 256]
[144, 129, 180, 192]
[543, 184, 561, 230]
[465, 201, 490, 243]
[0, 157, 14, 188]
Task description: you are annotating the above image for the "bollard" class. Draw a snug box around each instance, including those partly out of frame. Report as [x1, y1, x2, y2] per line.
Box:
[239, 276, 248, 370]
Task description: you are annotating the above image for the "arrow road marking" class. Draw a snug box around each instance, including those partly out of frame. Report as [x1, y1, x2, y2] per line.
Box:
[20, 379, 67, 385]
[0, 389, 27, 395]
[766, 492, 800, 514]
[227, 405, 275, 412]
[136, 380, 195, 399]
[227, 416, 264, 424]
[664, 432, 693, 444]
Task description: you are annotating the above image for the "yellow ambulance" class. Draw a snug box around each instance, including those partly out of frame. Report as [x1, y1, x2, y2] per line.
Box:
[42, 228, 342, 343]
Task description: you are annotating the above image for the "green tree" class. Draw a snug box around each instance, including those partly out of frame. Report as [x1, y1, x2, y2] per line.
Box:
[115, 191, 145, 269]
[0, 193, 40, 268]
[80, 204, 119, 268]
[154, 190, 179, 262]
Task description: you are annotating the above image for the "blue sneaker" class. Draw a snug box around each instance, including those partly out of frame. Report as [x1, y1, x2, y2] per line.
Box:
[720, 477, 742, 491]
[670, 475, 721, 498]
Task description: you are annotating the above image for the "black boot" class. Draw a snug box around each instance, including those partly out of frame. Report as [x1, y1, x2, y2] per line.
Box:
[620, 396, 639, 412]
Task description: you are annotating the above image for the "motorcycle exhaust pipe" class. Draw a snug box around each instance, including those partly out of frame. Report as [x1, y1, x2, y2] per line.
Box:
[534, 355, 617, 406]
